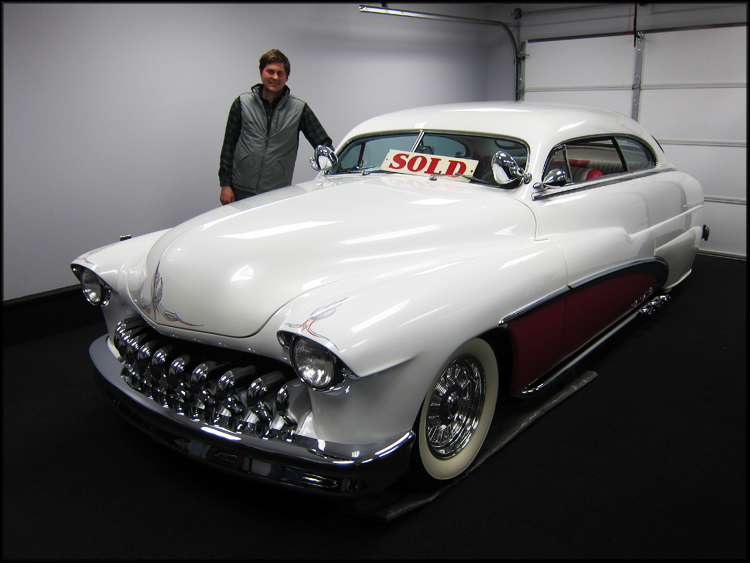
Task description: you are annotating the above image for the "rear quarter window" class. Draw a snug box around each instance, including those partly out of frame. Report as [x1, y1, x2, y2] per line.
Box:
[616, 137, 655, 171]
[545, 136, 656, 184]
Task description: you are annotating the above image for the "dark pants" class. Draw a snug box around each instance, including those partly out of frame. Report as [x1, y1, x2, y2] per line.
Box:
[232, 187, 254, 201]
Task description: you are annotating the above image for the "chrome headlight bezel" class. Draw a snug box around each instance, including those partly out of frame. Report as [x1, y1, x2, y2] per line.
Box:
[71, 265, 112, 308]
[278, 332, 355, 392]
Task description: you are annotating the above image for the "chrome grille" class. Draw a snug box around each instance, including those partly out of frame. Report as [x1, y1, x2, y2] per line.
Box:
[114, 317, 299, 440]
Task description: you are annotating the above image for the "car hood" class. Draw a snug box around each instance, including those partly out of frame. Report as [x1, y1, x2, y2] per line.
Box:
[133, 174, 537, 337]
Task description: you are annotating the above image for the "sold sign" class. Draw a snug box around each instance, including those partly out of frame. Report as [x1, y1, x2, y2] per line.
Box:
[380, 150, 478, 181]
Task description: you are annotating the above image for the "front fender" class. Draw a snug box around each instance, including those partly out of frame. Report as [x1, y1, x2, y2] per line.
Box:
[72, 230, 170, 339]
[275, 240, 568, 444]
[72, 230, 170, 291]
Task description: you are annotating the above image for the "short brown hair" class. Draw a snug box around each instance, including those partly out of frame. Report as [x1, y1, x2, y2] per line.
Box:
[259, 49, 290, 77]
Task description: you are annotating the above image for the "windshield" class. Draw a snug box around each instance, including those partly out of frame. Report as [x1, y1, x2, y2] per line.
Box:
[328, 131, 528, 186]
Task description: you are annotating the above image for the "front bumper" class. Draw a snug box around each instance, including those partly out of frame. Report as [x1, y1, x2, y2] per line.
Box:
[90, 335, 414, 496]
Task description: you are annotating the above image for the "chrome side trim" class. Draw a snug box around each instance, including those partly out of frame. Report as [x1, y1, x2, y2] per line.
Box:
[532, 168, 677, 201]
[498, 286, 570, 325]
[659, 139, 745, 148]
[568, 258, 669, 290]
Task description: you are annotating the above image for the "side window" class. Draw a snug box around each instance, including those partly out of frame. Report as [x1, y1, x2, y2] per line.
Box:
[544, 137, 625, 184]
[616, 137, 655, 171]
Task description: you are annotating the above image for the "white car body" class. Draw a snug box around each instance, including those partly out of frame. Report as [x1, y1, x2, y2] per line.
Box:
[72, 102, 705, 495]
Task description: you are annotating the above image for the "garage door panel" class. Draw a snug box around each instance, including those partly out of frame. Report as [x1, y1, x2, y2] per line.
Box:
[524, 90, 632, 117]
[525, 35, 635, 88]
[661, 145, 746, 201]
[700, 201, 746, 257]
[642, 27, 747, 84]
[639, 88, 746, 142]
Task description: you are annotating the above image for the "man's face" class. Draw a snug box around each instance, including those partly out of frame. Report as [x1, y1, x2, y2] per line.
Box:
[260, 62, 288, 98]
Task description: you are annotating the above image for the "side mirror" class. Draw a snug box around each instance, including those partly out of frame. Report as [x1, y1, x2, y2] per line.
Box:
[533, 168, 569, 191]
[310, 145, 338, 172]
[491, 151, 531, 187]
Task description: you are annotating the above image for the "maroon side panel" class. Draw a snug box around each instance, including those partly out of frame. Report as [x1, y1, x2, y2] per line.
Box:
[561, 273, 657, 353]
[506, 271, 658, 396]
[506, 298, 566, 395]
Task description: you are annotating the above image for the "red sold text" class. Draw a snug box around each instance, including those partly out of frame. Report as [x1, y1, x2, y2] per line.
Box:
[380, 150, 478, 179]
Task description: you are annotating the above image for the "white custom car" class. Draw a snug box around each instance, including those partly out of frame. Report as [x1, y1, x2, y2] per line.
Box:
[72, 102, 708, 496]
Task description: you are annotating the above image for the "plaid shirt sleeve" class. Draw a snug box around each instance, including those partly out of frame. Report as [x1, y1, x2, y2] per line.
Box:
[299, 104, 333, 149]
[218, 97, 242, 186]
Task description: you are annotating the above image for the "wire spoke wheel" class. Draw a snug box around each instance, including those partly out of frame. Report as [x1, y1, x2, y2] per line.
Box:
[416, 338, 499, 482]
[425, 355, 485, 459]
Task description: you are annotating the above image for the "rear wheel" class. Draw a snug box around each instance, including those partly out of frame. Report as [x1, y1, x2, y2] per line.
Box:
[414, 338, 499, 482]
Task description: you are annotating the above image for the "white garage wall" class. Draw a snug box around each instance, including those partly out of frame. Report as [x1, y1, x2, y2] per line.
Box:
[2, 3, 516, 301]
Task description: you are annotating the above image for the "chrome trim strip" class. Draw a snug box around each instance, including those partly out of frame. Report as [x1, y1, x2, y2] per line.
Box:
[532, 168, 677, 201]
[517, 311, 640, 396]
[410, 130, 425, 153]
[498, 287, 570, 325]
[568, 257, 668, 290]
[658, 139, 746, 148]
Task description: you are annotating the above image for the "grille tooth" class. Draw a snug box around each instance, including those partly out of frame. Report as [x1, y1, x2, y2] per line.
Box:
[114, 316, 148, 356]
[252, 402, 273, 437]
[248, 372, 286, 400]
[203, 403, 222, 426]
[118, 325, 296, 439]
[122, 364, 140, 390]
[136, 339, 167, 397]
[124, 333, 148, 366]
[215, 373, 235, 403]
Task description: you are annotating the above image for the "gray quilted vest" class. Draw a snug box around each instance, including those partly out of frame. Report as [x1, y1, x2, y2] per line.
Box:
[232, 87, 307, 194]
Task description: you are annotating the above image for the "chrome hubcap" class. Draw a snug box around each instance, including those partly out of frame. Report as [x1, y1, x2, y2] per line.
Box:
[426, 355, 485, 459]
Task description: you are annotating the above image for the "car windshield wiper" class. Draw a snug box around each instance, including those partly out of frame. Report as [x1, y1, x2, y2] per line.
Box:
[329, 166, 389, 176]
[429, 173, 494, 186]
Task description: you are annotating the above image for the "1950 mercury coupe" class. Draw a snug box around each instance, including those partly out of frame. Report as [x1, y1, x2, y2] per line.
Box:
[72, 102, 708, 496]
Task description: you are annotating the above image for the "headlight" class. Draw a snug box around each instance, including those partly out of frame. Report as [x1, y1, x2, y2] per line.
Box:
[73, 266, 111, 307]
[292, 338, 336, 389]
[288, 336, 354, 391]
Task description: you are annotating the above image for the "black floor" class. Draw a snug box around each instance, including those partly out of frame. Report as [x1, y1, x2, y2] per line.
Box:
[3, 254, 746, 559]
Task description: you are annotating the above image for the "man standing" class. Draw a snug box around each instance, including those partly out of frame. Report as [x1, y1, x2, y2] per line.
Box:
[218, 49, 333, 205]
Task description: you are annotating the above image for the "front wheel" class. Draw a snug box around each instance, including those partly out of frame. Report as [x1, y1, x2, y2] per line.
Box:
[414, 338, 499, 483]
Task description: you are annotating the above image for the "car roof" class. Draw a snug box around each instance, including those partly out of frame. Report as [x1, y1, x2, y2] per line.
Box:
[340, 101, 654, 153]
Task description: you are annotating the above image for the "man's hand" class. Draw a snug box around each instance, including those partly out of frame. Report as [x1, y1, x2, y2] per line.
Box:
[220, 186, 235, 205]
